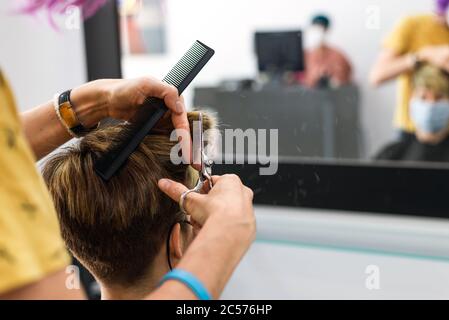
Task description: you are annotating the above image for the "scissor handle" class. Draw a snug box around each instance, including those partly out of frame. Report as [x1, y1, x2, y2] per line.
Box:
[192, 178, 205, 193]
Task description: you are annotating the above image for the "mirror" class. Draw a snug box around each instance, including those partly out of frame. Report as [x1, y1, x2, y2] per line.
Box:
[118, 0, 449, 169]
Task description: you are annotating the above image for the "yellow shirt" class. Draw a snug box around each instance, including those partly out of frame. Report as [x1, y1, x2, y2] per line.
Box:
[0, 70, 70, 294]
[384, 14, 449, 132]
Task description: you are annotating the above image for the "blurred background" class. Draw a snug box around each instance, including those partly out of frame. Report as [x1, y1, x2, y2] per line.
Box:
[3, 0, 449, 299]
[2, 0, 437, 161]
[119, 0, 430, 161]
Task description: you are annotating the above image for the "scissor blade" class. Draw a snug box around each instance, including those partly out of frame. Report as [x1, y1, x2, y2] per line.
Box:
[192, 112, 204, 167]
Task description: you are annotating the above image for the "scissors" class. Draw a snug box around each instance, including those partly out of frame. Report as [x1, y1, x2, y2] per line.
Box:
[179, 112, 214, 214]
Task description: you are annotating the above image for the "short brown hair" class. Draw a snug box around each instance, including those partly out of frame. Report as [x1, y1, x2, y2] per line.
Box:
[43, 111, 215, 286]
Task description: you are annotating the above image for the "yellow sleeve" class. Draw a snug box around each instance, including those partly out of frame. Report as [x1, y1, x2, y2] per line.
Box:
[383, 16, 415, 55]
[0, 70, 71, 294]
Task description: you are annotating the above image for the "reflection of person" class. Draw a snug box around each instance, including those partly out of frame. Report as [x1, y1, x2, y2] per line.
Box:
[376, 65, 449, 162]
[370, 0, 449, 138]
[301, 14, 353, 88]
[120, 0, 147, 54]
[42, 112, 214, 299]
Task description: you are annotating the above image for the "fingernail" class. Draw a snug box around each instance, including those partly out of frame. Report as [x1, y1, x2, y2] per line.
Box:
[175, 100, 184, 114]
[158, 179, 170, 189]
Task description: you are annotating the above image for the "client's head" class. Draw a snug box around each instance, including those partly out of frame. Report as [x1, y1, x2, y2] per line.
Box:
[42, 111, 215, 299]
[411, 64, 449, 144]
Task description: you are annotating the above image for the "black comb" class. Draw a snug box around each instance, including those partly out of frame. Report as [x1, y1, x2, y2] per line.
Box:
[94, 40, 215, 180]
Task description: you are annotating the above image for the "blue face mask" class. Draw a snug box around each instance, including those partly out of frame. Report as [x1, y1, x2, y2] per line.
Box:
[410, 98, 449, 133]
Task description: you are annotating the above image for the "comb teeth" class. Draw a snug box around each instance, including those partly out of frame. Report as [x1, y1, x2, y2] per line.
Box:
[163, 41, 209, 87]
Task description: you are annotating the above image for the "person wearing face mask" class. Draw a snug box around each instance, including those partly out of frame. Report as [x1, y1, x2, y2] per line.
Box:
[370, 0, 449, 140]
[376, 64, 449, 162]
[300, 14, 353, 88]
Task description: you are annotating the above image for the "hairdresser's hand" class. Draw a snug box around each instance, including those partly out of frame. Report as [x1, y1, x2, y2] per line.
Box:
[152, 175, 255, 300]
[158, 175, 256, 239]
[418, 45, 449, 72]
[23, 77, 191, 161]
[70, 77, 191, 155]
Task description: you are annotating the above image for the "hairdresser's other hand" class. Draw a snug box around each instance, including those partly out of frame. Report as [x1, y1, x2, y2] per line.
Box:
[418, 45, 449, 72]
[158, 175, 256, 239]
[70, 77, 191, 158]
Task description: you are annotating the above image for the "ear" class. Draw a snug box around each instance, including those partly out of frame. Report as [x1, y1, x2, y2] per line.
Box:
[169, 223, 184, 262]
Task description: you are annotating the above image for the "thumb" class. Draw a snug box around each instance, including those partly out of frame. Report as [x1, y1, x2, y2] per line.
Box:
[158, 179, 204, 218]
[158, 178, 188, 201]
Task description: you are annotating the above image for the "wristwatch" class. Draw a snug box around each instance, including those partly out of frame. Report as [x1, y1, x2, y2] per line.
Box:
[56, 90, 92, 137]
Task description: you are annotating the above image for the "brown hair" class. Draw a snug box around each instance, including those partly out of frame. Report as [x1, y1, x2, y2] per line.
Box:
[42, 111, 215, 286]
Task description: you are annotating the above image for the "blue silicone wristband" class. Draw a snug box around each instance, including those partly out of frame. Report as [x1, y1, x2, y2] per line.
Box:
[160, 269, 212, 300]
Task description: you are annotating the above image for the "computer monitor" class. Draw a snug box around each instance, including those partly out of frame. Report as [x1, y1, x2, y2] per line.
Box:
[255, 30, 304, 73]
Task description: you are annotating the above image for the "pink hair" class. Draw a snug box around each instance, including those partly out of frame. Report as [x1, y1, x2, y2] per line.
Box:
[19, 0, 109, 26]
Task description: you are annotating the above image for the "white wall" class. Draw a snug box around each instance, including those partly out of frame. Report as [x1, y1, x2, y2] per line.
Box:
[0, 2, 86, 112]
[123, 0, 432, 157]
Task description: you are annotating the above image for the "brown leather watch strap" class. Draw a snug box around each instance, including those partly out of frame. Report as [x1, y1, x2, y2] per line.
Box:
[57, 90, 92, 137]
